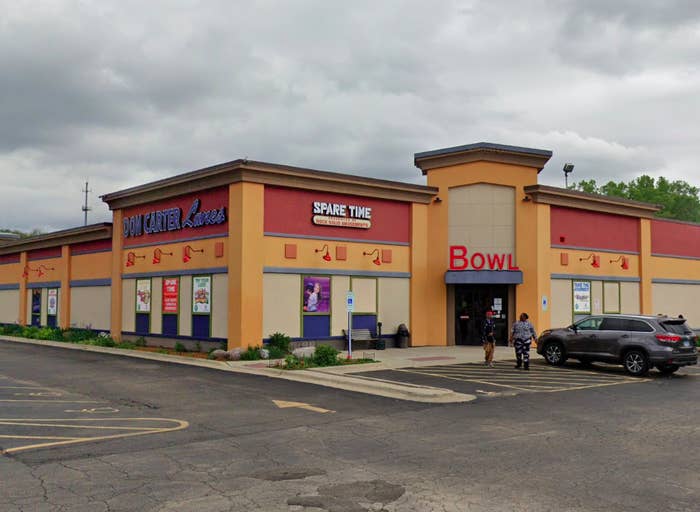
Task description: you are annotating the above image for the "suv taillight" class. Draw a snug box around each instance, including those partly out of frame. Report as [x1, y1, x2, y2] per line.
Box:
[656, 333, 682, 344]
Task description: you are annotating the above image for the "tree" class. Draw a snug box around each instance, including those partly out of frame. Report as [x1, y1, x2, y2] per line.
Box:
[0, 228, 44, 238]
[570, 175, 700, 223]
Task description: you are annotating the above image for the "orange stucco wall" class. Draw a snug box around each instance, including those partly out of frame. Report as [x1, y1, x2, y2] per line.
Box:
[120, 238, 228, 276]
[71, 252, 112, 280]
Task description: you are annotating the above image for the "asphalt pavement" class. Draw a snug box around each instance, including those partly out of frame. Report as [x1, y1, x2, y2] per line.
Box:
[1, 339, 699, 511]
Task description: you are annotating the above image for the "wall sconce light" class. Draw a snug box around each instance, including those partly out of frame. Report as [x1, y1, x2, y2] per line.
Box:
[183, 245, 204, 263]
[523, 195, 532, 202]
[36, 264, 55, 277]
[315, 244, 332, 262]
[579, 253, 600, 268]
[433, 197, 442, 204]
[126, 252, 145, 267]
[21, 265, 33, 278]
[610, 255, 629, 270]
[153, 248, 173, 264]
[363, 248, 381, 266]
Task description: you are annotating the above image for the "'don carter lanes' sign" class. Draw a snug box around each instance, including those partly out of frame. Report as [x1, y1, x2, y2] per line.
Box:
[449, 245, 519, 271]
[312, 201, 372, 229]
[123, 198, 226, 238]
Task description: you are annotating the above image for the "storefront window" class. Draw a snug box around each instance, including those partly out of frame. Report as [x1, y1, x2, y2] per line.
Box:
[135, 278, 151, 334]
[192, 275, 211, 338]
[162, 277, 179, 336]
[302, 276, 331, 337]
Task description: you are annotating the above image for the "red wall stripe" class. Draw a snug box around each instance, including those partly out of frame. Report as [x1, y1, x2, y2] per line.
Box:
[0, 254, 20, 264]
[651, 219, 700, 258]
[28, 247, 62, 260]
[71, 239, 112, 255]
[264, 186, 410, 243]
[550, 206, 639, 252]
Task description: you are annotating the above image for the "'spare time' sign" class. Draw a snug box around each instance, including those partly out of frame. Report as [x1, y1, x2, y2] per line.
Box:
[312, 201, 372, 229]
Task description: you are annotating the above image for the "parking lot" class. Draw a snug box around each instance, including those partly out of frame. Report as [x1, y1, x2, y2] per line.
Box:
[357, 358, 699, 397]
[0, 372, 188, 455]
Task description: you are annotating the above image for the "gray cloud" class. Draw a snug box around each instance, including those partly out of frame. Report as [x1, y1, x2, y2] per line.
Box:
[1, 0, 699, 231]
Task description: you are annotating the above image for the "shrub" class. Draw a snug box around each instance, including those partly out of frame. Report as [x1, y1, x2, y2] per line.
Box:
[268, 345, 286, 359]
[1, 324, 23, 336]
[174, 342, 186, 353]
[87, 336, 116, 347]
[21, 326, 40, 339]
[63, 328, 96, 342]
[134, 337, 147, 347]
[240, 345, 262, 361]
[36, 327, 63, 341]
[313, 345, 340, 366]
[267, 332, 291, 354]
[117, 341, 137, 349]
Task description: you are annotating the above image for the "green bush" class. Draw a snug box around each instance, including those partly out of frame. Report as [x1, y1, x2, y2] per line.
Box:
[36, 327, 64, 341]
[268, 345, 286, 359]
[86, 336, 116, 347]
[21, 326, 40, 339]
[157, 348, 169, 354]
[313, 344, 340, 366]
[0, 324, 23, 336]
[117, 341, 137, 349]
[63, 328, 97, 342]
[174, 342, 186, 353]
[267, 332, 291, 354]
[240, 345, 261, 361]
[134, 337, 147, 347]
[195, 341, 202, 353]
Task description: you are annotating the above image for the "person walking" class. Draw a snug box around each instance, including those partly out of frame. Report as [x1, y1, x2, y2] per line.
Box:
[509, 312, 537, 370]
[482, 310, 496, 367]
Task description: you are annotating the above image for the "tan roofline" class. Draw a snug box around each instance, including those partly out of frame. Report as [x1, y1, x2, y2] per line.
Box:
[101, 160, 438, 210]
[414, 142, 553, 174]
[524, 185, 662, 218]
[0, 223, 113, 256]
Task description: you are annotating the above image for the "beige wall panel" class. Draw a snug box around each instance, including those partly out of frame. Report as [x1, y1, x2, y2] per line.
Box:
[378, 278, 410, 334]
[121, 279, 136, 332]
[212, 274, 229, 339]
[71, 287, 111, 330]
[26, 290, 32, 324]
[352, 277, 377, 313]
[550, 279, 573, 327]
[591, 280, 603, 315]
[263, 274, 300, 338]
[620, 282, 640, 314]
[603, 282, 620, 313]
[0, 290, 20, 324]
[652, 283, 700, 326]
[40, 289, 48, 326]
[179, 276, 192, 336]
[331, 275, 350, 336]
[150, 278, 163, 335]
[448, 183, 515, 258]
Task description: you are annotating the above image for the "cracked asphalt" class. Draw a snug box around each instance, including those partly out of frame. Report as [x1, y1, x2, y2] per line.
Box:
[1, 340, 699, 511]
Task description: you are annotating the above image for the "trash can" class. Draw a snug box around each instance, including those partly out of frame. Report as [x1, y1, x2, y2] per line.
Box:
[374, 322, 386, 350]
[396, 323, 410, 349]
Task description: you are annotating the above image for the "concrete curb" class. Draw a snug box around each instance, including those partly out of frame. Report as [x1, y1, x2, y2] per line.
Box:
[0, 336, 476, 404]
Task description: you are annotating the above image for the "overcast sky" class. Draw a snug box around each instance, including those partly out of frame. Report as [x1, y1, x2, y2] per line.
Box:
[2, 0, 699, 232]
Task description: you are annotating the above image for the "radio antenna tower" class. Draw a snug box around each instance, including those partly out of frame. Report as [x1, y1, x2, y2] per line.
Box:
[82, 181, 92, 226]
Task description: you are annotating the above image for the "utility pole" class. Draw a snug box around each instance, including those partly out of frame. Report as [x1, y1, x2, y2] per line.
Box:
[82, 181, 92, 226]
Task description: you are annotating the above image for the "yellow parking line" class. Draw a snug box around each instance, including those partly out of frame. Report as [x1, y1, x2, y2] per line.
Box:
[0, 435, 84, 440]
[0, 421, 157, 431]
[1, 418, 189, 454]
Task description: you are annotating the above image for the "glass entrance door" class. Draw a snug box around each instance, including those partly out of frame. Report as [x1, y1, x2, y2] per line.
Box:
[455, 284, 509, 345]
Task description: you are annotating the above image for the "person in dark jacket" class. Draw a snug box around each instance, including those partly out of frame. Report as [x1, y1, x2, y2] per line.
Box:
[482, 310, 496, 367]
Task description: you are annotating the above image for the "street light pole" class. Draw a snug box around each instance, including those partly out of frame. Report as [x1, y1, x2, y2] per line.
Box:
[563, 163, 574, 188]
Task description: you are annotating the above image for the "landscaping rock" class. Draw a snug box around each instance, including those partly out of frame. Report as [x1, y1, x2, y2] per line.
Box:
[228, 348, 242, 361]
[293, 346, 315, 358]
[259, 348, 270, 359]
[211, 349, 229, 361]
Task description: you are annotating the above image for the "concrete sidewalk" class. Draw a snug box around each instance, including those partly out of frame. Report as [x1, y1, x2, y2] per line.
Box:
[0, 335, 539, 403]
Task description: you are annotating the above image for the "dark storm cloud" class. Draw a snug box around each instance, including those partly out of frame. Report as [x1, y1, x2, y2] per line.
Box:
[0, 0, 698, 231]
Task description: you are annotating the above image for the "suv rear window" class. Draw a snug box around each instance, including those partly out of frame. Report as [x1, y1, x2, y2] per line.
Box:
[661, 321, 693, 335]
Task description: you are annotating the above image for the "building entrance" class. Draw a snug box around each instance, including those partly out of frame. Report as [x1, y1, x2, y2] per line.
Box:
[454, 284, 510, 345]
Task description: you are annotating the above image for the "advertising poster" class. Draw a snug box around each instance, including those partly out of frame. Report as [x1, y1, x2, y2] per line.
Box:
[162, 278, 179, 314]
[192, 276, 211, 314]
[47, 289, 58, 316]
[573, 281, 591, 313]
[136, 279, 152, 313]
[303, 276, 331, 313]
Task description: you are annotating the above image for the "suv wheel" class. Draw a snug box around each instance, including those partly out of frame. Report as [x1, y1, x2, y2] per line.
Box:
[657, 364, 679, 375]
[544, 342, 566, 366]
[623, 350, 649, 377]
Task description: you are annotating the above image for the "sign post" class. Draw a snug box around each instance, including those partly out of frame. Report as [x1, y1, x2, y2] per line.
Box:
[346, 291, 355, 358]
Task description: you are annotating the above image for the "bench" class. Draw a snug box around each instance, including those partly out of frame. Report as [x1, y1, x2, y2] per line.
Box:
[342, 328, 377, 350]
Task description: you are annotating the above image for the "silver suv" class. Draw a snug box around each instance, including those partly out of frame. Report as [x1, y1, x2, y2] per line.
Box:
[536, 314, 698, 376]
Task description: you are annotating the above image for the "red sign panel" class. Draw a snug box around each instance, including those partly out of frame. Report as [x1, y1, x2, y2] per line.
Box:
[162, 278, 179, 314]
[264, 186, 410, 243]
[122, 187, 229, 247]
[449, 245, 519, 271]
